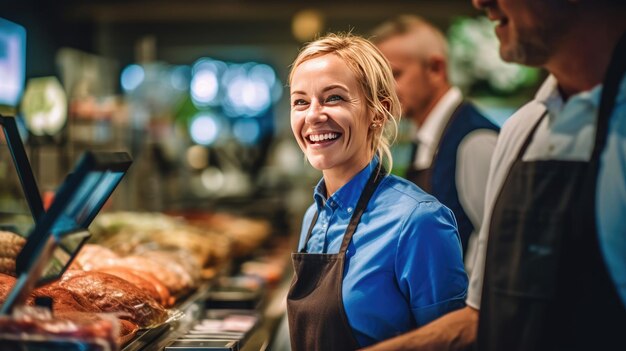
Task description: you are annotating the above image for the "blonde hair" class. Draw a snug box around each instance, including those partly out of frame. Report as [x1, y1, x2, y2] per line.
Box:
[371, 15, 448, 61]
[289, 32, 402, 172]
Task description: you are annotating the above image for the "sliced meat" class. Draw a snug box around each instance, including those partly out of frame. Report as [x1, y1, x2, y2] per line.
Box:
[72, 244, 120, 271]
[0, 231, 26, 276]
[0, 273, 16, 303]
[96, 267, 167, 305]
[39, 270, 167, 328]
[100, 256, 190, 297]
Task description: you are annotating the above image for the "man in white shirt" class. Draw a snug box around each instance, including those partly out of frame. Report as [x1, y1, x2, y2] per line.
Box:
[364, 1, 626, 350]
[372, 16, 499, 268]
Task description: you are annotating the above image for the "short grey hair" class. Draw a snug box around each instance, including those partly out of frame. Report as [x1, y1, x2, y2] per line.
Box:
[371, 15, 448, 61]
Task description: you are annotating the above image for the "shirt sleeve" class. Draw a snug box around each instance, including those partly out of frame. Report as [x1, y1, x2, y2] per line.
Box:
[456, 129, 498, 273]
[466, 102, 546, 309]
[456, 129, 498, 230]
[395, 201, 469, 326]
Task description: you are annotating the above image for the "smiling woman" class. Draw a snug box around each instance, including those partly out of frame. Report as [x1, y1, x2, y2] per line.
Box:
[286, 33, 469, 351]
[289, 35, 399, 190]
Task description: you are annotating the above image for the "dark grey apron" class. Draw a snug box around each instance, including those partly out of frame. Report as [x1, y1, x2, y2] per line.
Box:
[287, 166, 385, 351]
[477, 32, 626, 350]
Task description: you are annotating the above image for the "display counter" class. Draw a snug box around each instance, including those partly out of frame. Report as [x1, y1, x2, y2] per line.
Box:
[0, 114, 293, 351]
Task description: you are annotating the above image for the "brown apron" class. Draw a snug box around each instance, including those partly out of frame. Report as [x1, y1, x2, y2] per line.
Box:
[477, 32, 626, 350]
[287, 166, 385, 351]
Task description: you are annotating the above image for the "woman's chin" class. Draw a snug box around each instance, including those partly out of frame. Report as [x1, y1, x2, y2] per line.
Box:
[306, 155, 333, 172]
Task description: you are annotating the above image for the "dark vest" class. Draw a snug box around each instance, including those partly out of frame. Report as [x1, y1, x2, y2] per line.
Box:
[407, 102, 499, 254]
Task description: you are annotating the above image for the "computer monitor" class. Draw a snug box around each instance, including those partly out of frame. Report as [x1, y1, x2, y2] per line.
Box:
[0, 17, 26, 108]
[0, 151, 132, 315]
[0, 115, 44, 221]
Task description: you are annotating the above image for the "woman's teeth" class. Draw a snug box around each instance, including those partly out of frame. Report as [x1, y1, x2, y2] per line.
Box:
[309, 133, 339, 142]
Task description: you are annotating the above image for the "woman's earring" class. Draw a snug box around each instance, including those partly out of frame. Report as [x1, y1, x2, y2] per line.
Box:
[370, 122, 380, 129]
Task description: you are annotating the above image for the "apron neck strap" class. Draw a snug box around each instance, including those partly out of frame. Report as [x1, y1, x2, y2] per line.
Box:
[300, 164, 386, 254]
[593, 31, 626, 158]
[339, 165, 386, 253]
[515, 110, 549, 161]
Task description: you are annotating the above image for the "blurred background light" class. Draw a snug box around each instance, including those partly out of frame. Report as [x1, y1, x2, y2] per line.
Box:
[192, 58, 227, 76]
[233, 118, 261, 145]
[120, 64, 145, 92]
[186, 144, 209, 169]
[189, 112, 219, 145]
[222, 63, 274, 117]
[249, 64, 276, 88]
[201, 167, 225, 192]
[170, 65, 191, 91]
[291, 9, 324, 42]
[20, 76, 67, 136]
[242, 77, 270, 112]
[271, 82, 283, 103]
[191, 69, 219, 106]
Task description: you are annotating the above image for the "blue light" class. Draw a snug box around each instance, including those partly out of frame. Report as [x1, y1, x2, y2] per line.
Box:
[221, 64, 245, 87]
[190, 113, 220, 145]
[271, 81, 284, 103]
[191, 69, 219, 106]
[192, 58, 227, 76]
[243, 77, 270, 111]
[233, 118, 261, 145]
[120, 64, 145, 92]
[170, 65, 190, 91]
[249, 64, 276, 87]
[222, 63, 273, 117]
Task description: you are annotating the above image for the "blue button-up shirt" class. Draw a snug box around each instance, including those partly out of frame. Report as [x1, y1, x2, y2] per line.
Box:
[298, 160, 468, 347]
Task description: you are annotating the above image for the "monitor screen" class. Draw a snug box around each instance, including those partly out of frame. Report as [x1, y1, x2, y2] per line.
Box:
[0, 17, 26, 107]
[15, 151, 132, 283]
[39, 169, 126, 281]
[52, 170, 125, 237]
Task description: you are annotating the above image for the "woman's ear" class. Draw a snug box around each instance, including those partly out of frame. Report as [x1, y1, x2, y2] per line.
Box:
[370, 98, 391, 129]
[381, 98, 391, 114]
[375, 98, 391, 124]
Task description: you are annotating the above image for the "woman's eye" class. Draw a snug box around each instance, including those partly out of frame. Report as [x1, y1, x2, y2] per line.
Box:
[292, 99, 307, 106]
[326, 95, 344, 103]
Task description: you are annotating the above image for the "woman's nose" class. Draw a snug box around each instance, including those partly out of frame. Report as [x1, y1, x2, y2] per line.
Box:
[305, 100, 327, 124]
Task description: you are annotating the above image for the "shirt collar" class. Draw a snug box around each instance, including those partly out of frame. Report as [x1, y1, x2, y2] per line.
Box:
[415, 87, 463, 145]
[535, 74, 626, 120]
[312, 159, 378, 214]
[535, 75, 563, 119]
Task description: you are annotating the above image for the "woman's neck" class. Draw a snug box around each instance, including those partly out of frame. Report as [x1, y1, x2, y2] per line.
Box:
[322, 157, 373, 197]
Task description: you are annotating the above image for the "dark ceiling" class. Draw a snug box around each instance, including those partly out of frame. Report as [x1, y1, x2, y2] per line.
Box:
[2, 0, 481, 78]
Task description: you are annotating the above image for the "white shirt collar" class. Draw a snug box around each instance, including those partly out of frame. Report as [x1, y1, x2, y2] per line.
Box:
[413, 87, 463, 169]
[415, 87, 463, 145]
[535, 74, 613, 122]
[523, 74, 625, 162]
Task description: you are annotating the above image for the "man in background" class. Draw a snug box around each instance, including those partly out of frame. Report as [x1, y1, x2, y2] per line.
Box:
[364, 0, 626, 350]
[372, 16, 499, 270]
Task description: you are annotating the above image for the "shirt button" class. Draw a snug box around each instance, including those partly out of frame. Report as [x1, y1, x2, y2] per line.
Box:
[322, 223, 327, 229]
[347, 207, 353, 213]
